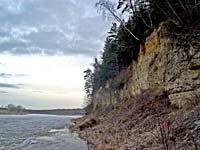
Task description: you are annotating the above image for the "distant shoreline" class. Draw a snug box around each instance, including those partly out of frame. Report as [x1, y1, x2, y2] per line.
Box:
[0, 108, 85, 116]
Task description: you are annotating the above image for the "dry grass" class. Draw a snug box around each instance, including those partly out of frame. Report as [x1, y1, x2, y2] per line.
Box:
[73, 88, 200, 150]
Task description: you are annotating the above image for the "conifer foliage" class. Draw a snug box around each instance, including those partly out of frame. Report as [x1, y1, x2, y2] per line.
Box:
[83, 0, 200, 112]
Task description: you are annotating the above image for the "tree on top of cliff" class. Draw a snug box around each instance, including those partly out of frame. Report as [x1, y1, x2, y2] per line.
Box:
[83, 0, 200, 112]
[97, 0, 199, 33]
[84, 68, 94, 98]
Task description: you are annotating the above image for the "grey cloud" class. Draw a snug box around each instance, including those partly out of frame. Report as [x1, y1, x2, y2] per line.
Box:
[0, 62, 5, 66]
[16, 84, 26, 87]
[33, 90, 44, 94]
[0, 0, 111, 56]
[0, 91, 8, 94]
[15, 74, 30, 77]
[0, 83, 20, 89]
[0, 73, 30, 78]
[0, 73, 12, 78]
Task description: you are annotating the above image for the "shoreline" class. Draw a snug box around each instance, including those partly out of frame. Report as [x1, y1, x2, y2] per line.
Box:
[0, 108, 85, 116]
[71, 91, 200, 150]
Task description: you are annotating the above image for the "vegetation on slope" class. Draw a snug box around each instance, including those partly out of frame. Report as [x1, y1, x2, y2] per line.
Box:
[83, 0, 200, 112]
[73, 89, 200, 149]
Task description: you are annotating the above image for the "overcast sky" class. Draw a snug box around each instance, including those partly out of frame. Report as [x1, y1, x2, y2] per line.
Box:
[0, 0, 112, 109]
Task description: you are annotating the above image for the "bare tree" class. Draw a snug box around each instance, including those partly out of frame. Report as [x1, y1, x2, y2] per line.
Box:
[96, 0, 140, 41]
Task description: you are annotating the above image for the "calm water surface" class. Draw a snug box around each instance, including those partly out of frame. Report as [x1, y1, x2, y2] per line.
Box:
[0, 114, 87, 150]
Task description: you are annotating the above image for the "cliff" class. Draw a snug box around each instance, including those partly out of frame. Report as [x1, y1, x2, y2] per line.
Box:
[73, 22, 200, 149]
[93, 22, 200, 112]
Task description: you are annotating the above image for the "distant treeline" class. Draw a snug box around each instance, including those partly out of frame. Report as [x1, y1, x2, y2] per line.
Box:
[27, 109, 85, 116]
[0, 104, 26, 114]
[0, 104, 84, 115]
[1, 104, 25, 112]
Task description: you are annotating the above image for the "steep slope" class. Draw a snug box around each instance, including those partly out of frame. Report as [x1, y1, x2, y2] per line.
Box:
[93, 22, 200, 112]
[73, 89, 200, 149]
[73, 22, 200, 149]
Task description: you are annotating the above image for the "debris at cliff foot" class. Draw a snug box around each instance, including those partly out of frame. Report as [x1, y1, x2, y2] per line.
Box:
[73, 89, 200, 150]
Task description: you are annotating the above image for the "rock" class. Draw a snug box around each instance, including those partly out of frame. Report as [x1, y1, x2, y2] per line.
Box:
[78, 118, 97, 131]
[194, 120, 200, 130]
[92, 22, 200, 111]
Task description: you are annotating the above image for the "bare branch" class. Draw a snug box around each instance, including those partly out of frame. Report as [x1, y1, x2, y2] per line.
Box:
[165, 0, 183, 26]
[155, 3, 180, 26]
[96, 0, 140, 41]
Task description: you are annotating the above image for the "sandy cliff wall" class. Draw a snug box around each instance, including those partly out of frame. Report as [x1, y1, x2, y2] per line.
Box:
[93, 23, 200, 111]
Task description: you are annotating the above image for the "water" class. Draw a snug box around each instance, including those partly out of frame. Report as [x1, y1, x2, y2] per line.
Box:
[0, 114, 88, 150]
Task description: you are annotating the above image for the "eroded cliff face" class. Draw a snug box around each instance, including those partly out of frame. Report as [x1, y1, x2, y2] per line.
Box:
[93, 23, 200, 111]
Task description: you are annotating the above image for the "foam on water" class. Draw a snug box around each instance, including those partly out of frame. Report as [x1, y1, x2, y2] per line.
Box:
[48, 128, 67, 133]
